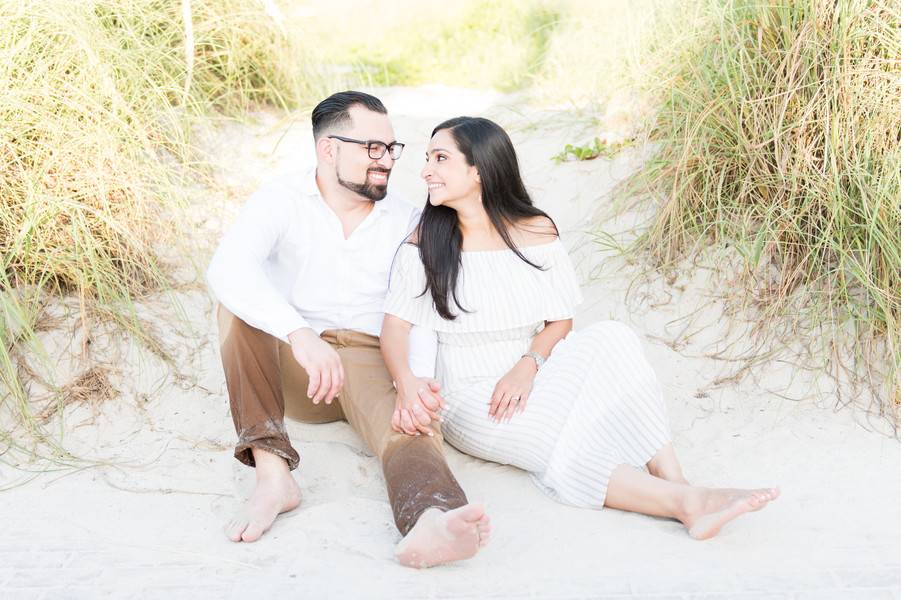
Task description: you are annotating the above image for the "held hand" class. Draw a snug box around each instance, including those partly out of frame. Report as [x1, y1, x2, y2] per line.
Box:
[288, 328, 345, 405]
[489, 359, 536, 423]
[392, 377, 445, 437]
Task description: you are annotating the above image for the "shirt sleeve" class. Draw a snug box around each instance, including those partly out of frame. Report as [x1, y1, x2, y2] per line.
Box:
[406, 206, 422, 236]
[384, 242, 438, 378]
[384, 244, 437, 327]
[542, 239, 584, 321]
[206, 183, 310, 341]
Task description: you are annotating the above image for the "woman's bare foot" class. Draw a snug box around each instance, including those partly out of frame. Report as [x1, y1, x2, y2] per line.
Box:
[395, 503, 491, 568]
[680, 487, 780, 540]
[225, 449, 302, 543]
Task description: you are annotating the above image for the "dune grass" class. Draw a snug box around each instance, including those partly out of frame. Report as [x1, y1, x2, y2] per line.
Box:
[623, 0, 900, 415]
[0, 0, 331, 465]
[5, 0, 897, 466]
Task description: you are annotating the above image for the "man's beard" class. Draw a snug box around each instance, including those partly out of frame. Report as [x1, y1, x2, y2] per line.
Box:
[337, 166, 390, 201]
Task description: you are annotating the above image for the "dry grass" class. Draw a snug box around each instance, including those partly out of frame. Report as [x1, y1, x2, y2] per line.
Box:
[0, 0, 332, 464]
[624, 0, 901, 418]
[36, 366, 118, 424]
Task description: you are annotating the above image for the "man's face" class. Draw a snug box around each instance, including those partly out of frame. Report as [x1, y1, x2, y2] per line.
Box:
[332, 105, 398, 202]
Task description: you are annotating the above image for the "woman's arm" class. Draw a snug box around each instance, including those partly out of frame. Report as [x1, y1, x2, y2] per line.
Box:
[380, 314, 445, 436]
[489, 318, 573, 422]
[524, 319, 572, 365]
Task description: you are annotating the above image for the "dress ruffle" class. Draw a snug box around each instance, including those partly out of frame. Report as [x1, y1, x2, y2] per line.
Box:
[384, 238, 583, 333]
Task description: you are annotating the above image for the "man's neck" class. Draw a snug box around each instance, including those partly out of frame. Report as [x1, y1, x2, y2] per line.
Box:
[315, 169, 376, 239]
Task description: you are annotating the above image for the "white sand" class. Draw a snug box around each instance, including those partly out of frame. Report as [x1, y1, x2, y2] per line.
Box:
[3, 86, 900, 599]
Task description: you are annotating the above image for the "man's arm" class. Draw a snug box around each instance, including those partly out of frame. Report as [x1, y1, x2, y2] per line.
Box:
[206, 184, 309, 341]
[207, 183, 344, 403]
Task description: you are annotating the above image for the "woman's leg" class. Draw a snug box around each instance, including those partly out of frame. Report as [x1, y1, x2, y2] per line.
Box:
[646, 443, 689, 484]
[604, 465, 780, 540]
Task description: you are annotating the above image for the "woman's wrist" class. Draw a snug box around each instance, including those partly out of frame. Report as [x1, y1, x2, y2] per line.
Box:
[520, 351, 545, 371]
[516, 356, 540, 376]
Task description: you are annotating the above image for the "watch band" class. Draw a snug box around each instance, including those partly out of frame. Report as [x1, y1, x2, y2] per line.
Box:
[521, 351, 545, 371]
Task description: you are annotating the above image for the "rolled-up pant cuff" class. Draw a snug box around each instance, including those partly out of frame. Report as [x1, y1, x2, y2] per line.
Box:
[234, 438, 301, 471]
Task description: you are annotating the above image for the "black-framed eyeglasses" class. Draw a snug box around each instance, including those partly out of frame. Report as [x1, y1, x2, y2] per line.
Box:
[328, 135, 405, 160]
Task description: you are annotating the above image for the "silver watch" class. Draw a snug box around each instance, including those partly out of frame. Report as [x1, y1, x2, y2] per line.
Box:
[521, 351, 545, 371]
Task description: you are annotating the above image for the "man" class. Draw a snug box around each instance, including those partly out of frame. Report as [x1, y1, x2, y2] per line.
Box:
[206, 91, 490, 568]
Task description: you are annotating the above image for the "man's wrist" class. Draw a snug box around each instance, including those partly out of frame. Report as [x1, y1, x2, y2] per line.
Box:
[287, 327, 315, 344]
[288, 327, 321, 346]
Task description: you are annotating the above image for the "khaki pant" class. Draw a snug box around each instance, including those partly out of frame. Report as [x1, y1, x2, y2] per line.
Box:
[216, 306, 467, 535]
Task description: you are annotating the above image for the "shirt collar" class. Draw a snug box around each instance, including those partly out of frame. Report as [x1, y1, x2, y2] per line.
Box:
[304, 165, 391, 216]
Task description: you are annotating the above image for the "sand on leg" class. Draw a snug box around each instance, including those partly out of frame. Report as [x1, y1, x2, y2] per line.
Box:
[333, 332, 488, 566]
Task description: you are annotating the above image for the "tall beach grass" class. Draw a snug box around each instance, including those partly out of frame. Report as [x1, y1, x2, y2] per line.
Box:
[0, 0, 329, 465]
[626, 0, 900, 416]
[4, 0, 898, 466]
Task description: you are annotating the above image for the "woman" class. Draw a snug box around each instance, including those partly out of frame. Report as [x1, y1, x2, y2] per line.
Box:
[380, 116, 779, 540]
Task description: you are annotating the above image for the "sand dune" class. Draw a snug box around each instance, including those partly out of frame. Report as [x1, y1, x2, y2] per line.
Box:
[3, 86, 899, 599]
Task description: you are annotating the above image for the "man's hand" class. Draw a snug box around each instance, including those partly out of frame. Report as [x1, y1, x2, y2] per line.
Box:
[393, 376, 445, 437]
[288, 328, 345, 405]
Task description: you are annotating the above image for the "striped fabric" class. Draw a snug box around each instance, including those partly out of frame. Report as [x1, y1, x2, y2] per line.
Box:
[384, 240, 671, 508]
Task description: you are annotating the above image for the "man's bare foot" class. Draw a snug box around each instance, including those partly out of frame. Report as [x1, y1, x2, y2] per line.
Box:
[225, 449, 302, 543]
[395, 503, 491, 568]
[225, 474, 301, 542]
[681, 487, 780, 540]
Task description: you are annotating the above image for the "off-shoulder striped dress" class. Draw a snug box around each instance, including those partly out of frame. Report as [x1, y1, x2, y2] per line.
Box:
[384, 238, 671, 508]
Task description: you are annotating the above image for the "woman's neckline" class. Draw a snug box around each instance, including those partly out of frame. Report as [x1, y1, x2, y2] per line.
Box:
[461, 238, 560, 254]
[403, 237, 560, 254]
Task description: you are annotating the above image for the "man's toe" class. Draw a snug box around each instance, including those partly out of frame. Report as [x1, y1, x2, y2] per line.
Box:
[226, 516, 248, 537]
[241, 520, 267, 543]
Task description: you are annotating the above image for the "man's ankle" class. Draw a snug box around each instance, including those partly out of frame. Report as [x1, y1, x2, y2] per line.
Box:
[251, 447, 291, 478]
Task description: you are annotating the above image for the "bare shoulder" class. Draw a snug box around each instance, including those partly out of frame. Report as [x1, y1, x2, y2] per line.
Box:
[405, 226, 420, 246]
[514, 215, 558, 246]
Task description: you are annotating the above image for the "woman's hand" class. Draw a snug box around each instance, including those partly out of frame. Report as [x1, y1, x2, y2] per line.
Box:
[489, 358, 537, 423]
[393, 376, 445, 437]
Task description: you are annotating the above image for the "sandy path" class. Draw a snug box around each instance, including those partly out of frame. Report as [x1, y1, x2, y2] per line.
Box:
[2, 86, 900, 599]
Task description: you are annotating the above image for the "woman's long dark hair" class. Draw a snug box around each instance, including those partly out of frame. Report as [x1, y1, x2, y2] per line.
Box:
[417, 116, 558, 320]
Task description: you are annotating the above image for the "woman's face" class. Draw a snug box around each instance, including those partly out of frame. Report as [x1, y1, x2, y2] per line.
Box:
[421, 128, 480, 207]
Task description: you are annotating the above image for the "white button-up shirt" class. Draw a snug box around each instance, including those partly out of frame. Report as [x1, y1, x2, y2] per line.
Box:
[207, 166, 436, 376]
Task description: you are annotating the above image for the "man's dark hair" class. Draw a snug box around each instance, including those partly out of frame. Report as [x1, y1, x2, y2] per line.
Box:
[311, 91, 387, 140]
